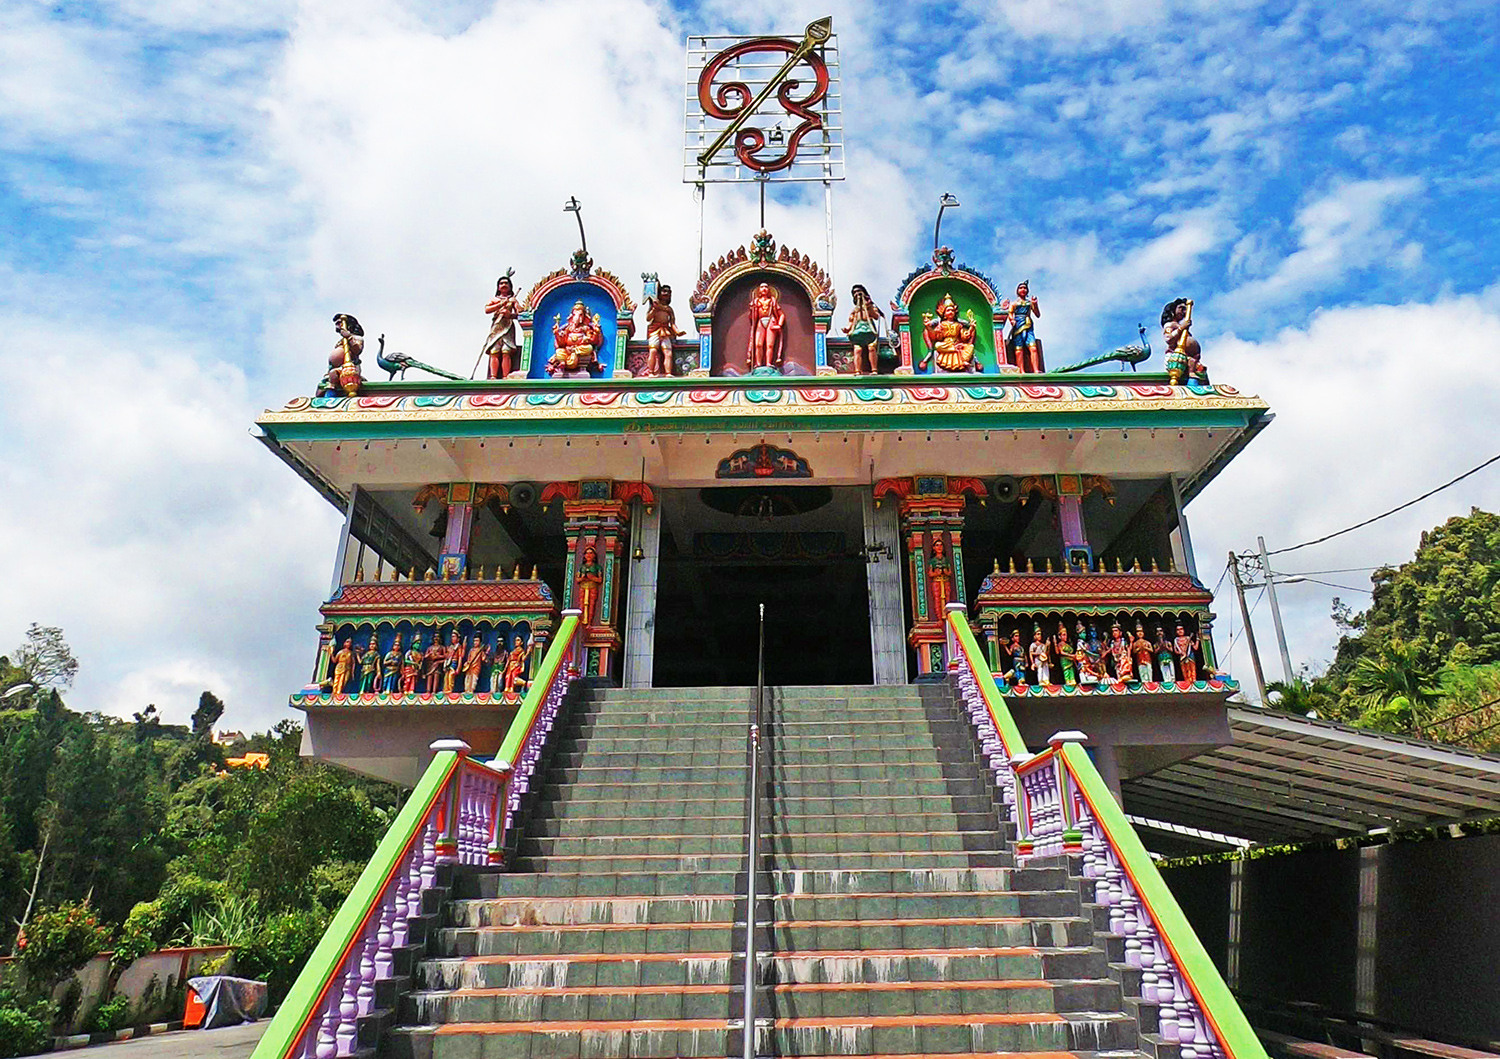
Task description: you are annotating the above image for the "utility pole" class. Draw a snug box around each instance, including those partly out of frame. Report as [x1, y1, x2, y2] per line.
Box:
[1258, 536, 1295, 685]
[1228, 552, 1268, 705]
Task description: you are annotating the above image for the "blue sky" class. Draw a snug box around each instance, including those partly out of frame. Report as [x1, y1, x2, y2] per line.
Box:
[3, 0, 1499, 728]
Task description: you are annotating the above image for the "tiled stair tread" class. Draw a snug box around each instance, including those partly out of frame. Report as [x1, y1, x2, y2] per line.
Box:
[410, 978, 1102, 997]
[426, 947, 1115, 965]
[429, 1013, 1084, 1032]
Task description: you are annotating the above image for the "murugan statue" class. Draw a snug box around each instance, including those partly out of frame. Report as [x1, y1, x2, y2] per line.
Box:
[576, 545, 603, 625]
[330, 638, 355, 695]
[642, 285, 685, 378]
[1002, 282, 1042, 373]
[318, 314, 365, 397]
[746, 283, 786, 371]
[1154, 624, 1177, 684]
[482, 271, 522, 379]
[926, 537, 954, 615]
[1173, 622, 1200, 683]
[844, 284, 884, 375]
[920, 293, 979, 373]
[547, 301, 605, 376]
[1162, 298, 1207, 385]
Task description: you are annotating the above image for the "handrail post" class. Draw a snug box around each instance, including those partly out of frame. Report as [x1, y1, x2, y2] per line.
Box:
[742, 602, 765, 1059]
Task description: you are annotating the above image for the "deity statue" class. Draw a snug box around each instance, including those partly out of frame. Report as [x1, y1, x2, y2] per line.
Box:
[1055, 622, 1077, 685]
[318, 314, 365, 397]
[1074, 621, 1100, 685]
[1173, 623, 1200, 683]
[501, 632, 536, 701]
[442, 630, 462, 693]
[575, 545, 603, 626]
[401, 633, 424, 695]
[1002, 282, 1043, 372]
[358, 637, 382, 694]
[919, 293, 979, 373]
[547, 301, 605, 376]
[927, 537, 954, 616]
[461, 635, 488, 694]
[330, 638, 355, 695]
[1132, 622, 1155, 682]
[422, 631, 447, 693]
[1006, 629, 1027, 687]
[1028, 627, 1052, 685]
[641, 285, 685, 378]
[1162, 298, 1206, 385]
[1154, 624, 1177, 684]
[1109, 622, 1134, 682]
[382, 633, 403, 694]
[844, 284, 884, 375]
[482, 272, 522, 379]
[746, 283, 786, 372]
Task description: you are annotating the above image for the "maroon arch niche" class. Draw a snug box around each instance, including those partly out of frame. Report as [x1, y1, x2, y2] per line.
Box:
[711, 273, 816, 377]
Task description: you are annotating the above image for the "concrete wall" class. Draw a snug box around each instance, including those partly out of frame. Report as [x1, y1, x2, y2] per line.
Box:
[1162, 835, 1500, 1042]
[0, 946, 231, 1033]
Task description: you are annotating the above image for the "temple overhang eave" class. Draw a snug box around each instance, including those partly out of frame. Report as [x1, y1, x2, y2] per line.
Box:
[255, 374, 1269, 504]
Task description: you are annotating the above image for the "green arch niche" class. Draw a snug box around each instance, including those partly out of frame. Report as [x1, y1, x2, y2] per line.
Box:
[909, 276, 998, 374]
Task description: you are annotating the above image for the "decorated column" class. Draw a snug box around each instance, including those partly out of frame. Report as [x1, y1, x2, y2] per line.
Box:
[1054, 474, 1114, 571]
[542, 479, 655, 681]
[875, 475, 987, 679]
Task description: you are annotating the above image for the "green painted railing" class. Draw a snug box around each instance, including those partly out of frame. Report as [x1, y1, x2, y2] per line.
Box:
[947, 607, 1266, 1059]
[250, 611, 581, 1059]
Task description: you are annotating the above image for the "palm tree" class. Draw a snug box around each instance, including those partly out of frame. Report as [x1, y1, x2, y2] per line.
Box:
[1348, 639, 1440, 732]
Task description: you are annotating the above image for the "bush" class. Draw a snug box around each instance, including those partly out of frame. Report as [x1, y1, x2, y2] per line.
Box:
[18, 901, 110, 996]
[0, 1005, 51, 1058]
[233, 908, 329, 1005]
[86, 993, 132, 1034]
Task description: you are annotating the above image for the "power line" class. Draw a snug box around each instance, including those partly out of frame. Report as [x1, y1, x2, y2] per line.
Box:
[1295, 577, 1374, 594]
[1416, 693, 1500, 736]
[1268, 452, 1500, 556]
[1280, 566, 1381, 576]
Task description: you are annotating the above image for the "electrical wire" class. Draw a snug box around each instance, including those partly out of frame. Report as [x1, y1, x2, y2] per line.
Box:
[1279, 566, 1381, 576]
[1267, 452, 1500, 556]
[1293, 577, 1374, 594]
[1416, 693, 1500, 735]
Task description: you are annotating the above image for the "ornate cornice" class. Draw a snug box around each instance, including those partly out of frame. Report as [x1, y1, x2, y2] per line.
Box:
[690, 231, 836, 313]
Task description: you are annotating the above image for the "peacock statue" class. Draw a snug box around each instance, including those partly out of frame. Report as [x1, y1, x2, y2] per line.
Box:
[1052, 325, 1152, 374]
[374, 334, 466, 381]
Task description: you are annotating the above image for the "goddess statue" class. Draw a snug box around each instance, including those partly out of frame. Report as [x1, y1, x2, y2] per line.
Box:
[920, 293, 979, 373]
[746, 283, 786, 371]
[482, 272, 522, 379]
[576, 545, 603, 626]
[1001, 282, 1042, 372]
[1162, 298, 1207, 385]
[330, 638, 355, 695]
[358, 638, 382, 694]
[844, 284, 884, 375]
[1109, 622, 1134, 682]
[401, 634, 424, 695]
[642, 285, 685, 377]
[1005, 630, 1027, 687]
[382, 633, 403, 694]
[547, 301, 605, 376]
[1054, 622, 1077, 685]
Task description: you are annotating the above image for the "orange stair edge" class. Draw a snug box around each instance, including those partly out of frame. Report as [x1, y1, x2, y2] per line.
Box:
[450, 946, 1042, 964]
[432, 1012, 1069, 1034]
[423, 978, 1064, 998]
[459, 917, 1032, 932]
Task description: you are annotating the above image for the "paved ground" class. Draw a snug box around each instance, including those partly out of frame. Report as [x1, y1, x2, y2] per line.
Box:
[73, 1020, 268, 1058]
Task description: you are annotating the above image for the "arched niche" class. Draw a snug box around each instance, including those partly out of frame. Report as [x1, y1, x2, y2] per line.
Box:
[908, 276, 1000, 374]
[711, 273, 816, 377]
[527, 281, 622, 379]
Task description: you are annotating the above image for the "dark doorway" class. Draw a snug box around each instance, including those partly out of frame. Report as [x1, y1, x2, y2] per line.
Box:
[652, 486, 874, 687]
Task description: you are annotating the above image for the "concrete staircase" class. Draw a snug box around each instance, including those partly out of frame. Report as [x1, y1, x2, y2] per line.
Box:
[386, 684, 1148, 1058]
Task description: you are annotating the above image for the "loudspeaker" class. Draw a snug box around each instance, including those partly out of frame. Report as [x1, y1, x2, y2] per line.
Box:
[510, 481, 539, 510]
[993, 476, 1020, 503]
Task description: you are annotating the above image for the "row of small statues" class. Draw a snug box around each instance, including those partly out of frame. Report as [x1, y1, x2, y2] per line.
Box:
[352, 562, 539, 583]
[316, 283, 1207, 394]
[1000, 619, 1207, 687]
[993, 556, 1176, 575]
[326, 628, 534, 697]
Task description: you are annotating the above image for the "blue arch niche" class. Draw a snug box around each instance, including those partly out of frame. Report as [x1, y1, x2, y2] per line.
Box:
[529, 282, 620, 378]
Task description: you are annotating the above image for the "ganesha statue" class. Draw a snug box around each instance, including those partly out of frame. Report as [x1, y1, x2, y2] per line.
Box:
[547, 300, 604, 377]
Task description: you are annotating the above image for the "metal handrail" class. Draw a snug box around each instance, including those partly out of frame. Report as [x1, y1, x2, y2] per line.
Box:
[741, 602, 765, 1059]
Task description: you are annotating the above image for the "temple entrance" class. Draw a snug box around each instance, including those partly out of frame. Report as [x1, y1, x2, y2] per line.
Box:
[652, 485, 874, 687]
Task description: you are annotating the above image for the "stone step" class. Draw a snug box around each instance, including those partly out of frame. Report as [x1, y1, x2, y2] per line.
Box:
[528, 813, 999, 838]
[537, 777, 991, 800]
[571, 710, 938, 728]
[387, 1010, 1136, 1057]
[511, 850, 1011, 874]
[458, 867, 1069, 900]
[561, 744, 949, 764]
[552, 761, 955, 781]
[403, 976, 1125, 1024]
[531, 794, 1003, 821]
[517, 830, 1003, 858]
[432, 918, 1085, 958]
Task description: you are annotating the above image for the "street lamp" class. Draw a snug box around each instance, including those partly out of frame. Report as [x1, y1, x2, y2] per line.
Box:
[933, 192, 960, 253]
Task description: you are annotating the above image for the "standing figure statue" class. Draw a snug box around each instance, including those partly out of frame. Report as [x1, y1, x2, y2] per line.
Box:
[501, 631, 536, 701]
[382, 633, 404, 694]
[422, 631, 447, 693]
[330, 638, 355, 695]
[1055, 622, 1077, 685]
[358, 637, 382, 694]
[1173, 622, 1200, 683]
[746, 282, 786, 372]
[547, 301, 604, 376]
[919, 293, 979, 373]
[844, 284, 884, 375]
[318, 314, 365, 397]
[1161, 298, 1206, 385]
[442, 630, 462, 693]
[1109, 622, 1134, 682]
[482, 272, 522, 379]
[401, 633, 424, 695]
[1002, 282, 1043, 372]
[1006, 629, 1027, 687]
[1154, 624, 1177, 684]
[1132, 622, 1154, 683]
[927, 537, 954, 616]
[1028, 626, 1052, 685]
[641, 285, 685, 378]
[576, 545, 603, 626]
[461, 635, 488, 694]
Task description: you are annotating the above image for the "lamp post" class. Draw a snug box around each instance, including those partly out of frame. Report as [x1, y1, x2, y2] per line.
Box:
[563, 197, 587, 257]
[933, 192, 960, 253]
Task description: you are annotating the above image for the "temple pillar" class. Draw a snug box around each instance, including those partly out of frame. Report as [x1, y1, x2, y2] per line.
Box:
[439, 482, 476, 580]
[622, 500, 662, 688]
[877, 476, 986, 679]
[861, 489, 907, 685]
